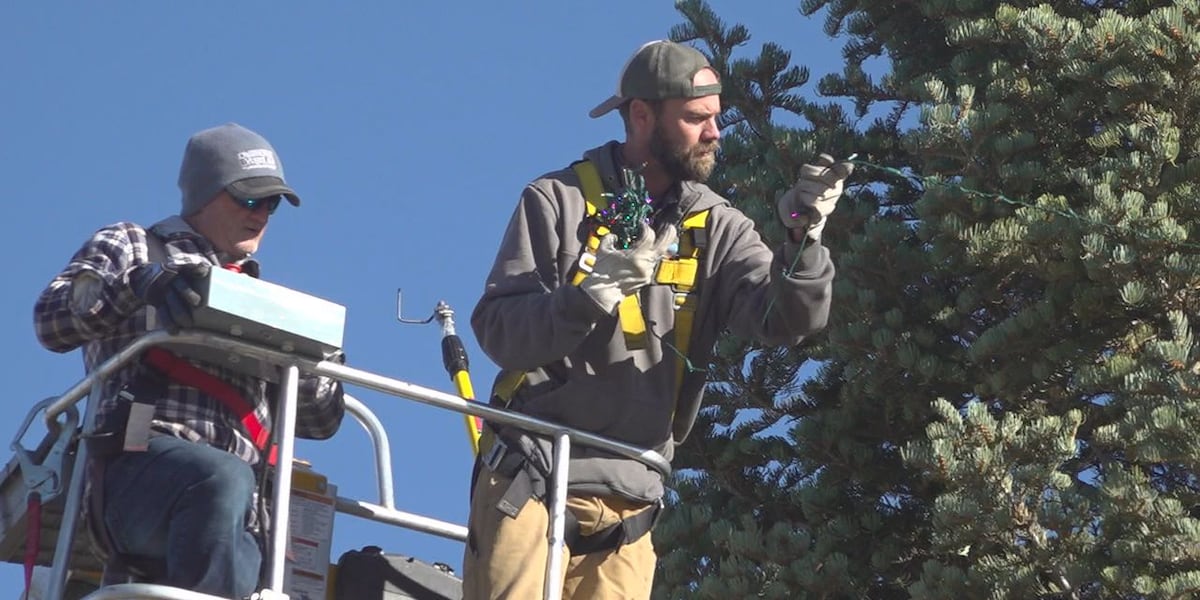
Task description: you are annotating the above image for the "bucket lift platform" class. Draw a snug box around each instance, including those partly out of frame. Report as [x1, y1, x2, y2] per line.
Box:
[2, 267, 670, 600]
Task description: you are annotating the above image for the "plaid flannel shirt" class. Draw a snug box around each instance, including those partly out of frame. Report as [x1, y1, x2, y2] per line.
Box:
[33, 216, 345, 466]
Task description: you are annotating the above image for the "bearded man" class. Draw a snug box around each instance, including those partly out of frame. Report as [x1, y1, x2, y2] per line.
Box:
[463, 40, 853, 600]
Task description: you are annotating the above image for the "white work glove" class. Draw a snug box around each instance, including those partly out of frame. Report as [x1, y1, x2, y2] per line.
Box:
[776, 153, 854, 242]
[578, 223, 679, 314]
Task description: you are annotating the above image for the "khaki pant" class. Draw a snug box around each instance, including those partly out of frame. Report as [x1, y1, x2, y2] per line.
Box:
[462, 470, 657, 600]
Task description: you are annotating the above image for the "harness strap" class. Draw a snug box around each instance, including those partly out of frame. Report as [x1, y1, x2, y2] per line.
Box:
[574, 158, 605, 220]
[476, 162, 710, 554]
[142, 348, 272, 454]
[563, 500, 662, 555]
[23, 492, 40, 598]
[616, 296, 648, 350]
[572, 160, 648, 350]
[142, 228, 275, 460]
[476, 432, 659, 555]
[663, 209, 709, 405]
[494, 162, 710, 409]
[491, 370, 526, 408]
[570, 160, 709, 399]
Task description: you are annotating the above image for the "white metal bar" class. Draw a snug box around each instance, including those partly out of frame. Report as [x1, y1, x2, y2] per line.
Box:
[314, 361, 670, 476]
[43, 330, 175, 423]
[46, 378, 103, 600]
[334, 497, 467, 541]
[34, 330, 672, 600]
[265, 364, 299, 592]
[342, 394, 394, 509]
[43, 331, 669, 478]
[543, 430, 571, 600]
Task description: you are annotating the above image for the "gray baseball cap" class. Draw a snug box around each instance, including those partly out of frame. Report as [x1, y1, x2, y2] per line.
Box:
[178, 123, 301, 216]
[589, 40, 722, 118]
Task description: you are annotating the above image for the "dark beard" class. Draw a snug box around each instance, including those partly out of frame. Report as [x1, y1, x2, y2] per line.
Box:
[649, 122, 718, 183]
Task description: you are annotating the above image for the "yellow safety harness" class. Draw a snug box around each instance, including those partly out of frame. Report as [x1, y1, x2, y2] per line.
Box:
[490, 159, 709, 408]
[473, 161, 709, 555]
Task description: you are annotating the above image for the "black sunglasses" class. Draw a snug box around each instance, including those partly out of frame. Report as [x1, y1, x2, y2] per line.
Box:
[232, 195, 283, 215]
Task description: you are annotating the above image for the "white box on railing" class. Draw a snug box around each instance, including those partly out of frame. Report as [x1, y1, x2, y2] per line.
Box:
[164, 268, 347, 380]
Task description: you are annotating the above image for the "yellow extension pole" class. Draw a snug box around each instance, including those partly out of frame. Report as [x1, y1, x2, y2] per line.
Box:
[451, 369, 483, 454]
[432, 301, 484, 455]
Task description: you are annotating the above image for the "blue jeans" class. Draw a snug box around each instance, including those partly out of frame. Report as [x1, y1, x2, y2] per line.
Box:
[102, 435, 261, 596]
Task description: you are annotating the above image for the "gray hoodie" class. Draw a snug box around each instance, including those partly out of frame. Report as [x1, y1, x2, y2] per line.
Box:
[471, 141, 834, 502]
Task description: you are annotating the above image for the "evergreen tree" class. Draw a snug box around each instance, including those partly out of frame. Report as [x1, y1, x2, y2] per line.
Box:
[654, 1, 894, 597]
[654, 1, 1200, 598]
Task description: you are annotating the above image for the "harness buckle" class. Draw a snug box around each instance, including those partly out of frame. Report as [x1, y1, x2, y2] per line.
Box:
[673, 291, 690, 310]
[482, 437, 509, 473]
[576, 251, 596, 275]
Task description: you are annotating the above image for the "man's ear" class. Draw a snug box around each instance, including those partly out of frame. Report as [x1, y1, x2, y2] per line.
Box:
[628, 98, 656, 137]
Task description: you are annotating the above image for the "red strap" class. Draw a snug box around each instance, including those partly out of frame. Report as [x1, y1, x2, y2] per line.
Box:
[23, 493, 40, 598]
[143, 348, 271, 453]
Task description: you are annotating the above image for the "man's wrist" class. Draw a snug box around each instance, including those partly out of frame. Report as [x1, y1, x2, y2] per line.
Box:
[787, 227, 820, 244]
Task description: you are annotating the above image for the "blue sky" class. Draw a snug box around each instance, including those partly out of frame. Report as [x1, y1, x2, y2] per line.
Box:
[1, 2, 848, 594]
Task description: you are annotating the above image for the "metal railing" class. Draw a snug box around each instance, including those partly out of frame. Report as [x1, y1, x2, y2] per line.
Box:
[16, 329, 670, 600]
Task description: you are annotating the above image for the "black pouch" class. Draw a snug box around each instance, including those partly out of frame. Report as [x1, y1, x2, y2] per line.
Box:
[84, 381, 158, 460]
[84, 389, 132, 460]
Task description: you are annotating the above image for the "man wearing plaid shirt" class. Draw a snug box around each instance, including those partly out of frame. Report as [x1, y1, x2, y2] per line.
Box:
[33, 123, 345, 597]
